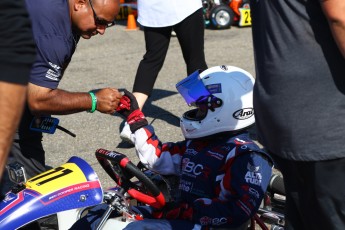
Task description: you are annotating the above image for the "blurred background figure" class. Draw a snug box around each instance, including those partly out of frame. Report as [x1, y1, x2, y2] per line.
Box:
[120, 0, 208, 142]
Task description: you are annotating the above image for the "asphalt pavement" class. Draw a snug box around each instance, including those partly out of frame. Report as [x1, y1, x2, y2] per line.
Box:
[43, 22, 255, 188]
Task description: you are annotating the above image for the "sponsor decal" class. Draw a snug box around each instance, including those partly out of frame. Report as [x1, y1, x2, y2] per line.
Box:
[185, 148, 198, 156]
[97, 149, 110, 154]
[181, 157, 210, 179]
[181, 158, 190, 171]
[48, 62, 60, 70]
[182, 160, 204, 176]
[43, 180, 100, 204]
[185, 127, 196, 133]
[247, 163, 260, 172]
[249, 187, 260, 199]
[212, 217, 228, 226]
[245, 163, 262, 185]
[47, 182, 91, 201]
[200, 216, 228, 226]
[209, 145, 230, 155]
[206, 83, 222, 94]
[200, 216, 212, 225]
[27, 163, 88, 194]
[220, 65, 228, 71]
[2, 194, 15, 203]
[45, 62, 61, 81]
[106, 151, 122, 158]
[179, 180, 193, 193]
[245, 172, 262, 186]
[206, 151, 224, 160]
[0, 192, 25, 215]
[233, 108, 254, 120]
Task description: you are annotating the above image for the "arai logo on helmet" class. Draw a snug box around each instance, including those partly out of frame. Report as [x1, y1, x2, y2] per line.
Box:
[233, 108, 254, 120]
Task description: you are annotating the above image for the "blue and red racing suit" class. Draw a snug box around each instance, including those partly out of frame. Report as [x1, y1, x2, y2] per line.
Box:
[130, 125, 273, 229]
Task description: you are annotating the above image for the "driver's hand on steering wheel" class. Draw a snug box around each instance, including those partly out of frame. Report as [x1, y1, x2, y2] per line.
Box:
[155, 202, 194, 221]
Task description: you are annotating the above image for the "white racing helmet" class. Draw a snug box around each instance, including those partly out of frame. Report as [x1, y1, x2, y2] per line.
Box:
[176, 65, 255, 139]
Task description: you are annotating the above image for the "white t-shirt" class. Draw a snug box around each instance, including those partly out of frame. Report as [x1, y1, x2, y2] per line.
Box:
[137, 0, 202, 27]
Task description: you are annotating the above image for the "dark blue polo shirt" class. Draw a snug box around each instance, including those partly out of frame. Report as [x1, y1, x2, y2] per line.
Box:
[25, 0, 79, 89]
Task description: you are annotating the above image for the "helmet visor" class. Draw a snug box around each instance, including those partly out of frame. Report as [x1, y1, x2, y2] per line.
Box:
[176, 70, 211, 106]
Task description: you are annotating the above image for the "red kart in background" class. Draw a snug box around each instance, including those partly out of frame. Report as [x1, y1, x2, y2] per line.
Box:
[116, 0, 251, 30]
[203, 0, 252, 29]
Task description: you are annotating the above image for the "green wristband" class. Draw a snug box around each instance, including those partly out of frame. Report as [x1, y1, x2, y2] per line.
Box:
[88, 92, 97, 113]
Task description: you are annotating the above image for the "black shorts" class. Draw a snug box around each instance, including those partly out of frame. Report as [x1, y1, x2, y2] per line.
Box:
[272, 154, 345, 230]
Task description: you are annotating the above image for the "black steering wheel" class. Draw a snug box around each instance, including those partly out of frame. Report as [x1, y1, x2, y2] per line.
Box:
[95, 148, 166, 209]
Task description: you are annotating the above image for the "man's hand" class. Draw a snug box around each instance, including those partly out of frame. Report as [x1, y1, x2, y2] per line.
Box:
[116, 89, 148, 132]
[116, 89, 140, 117]
[94, 88, 122, 114]
[320, 0, 345, 58]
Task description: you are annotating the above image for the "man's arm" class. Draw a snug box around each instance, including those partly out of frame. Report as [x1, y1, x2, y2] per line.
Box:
[320, 0, 345, 58]
[27, 83, 122, 115]
[0, 0, 36, 180]
[0, 83, 27, 180]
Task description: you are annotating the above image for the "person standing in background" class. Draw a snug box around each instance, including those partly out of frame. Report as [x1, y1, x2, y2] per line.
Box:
[250, 0, 345, 229]
[120, 0, 208, 141]
[0, 0, 36, 181]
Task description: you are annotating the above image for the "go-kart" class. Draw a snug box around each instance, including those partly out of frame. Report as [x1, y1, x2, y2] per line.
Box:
[203, 0, 252, 29]
[0, 149, 166, 230]
[0, 148, 285, 230]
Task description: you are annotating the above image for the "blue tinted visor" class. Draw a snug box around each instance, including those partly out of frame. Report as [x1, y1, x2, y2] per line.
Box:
[176, 70, 211, 105]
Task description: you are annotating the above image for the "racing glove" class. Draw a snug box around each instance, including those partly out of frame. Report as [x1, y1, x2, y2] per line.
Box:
[116, 89, 148, 132]
[154, 202, 194, 221]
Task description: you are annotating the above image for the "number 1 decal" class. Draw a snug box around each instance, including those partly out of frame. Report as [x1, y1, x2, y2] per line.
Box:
[25, 162, 88, 195]
[29, 167, 73, 186]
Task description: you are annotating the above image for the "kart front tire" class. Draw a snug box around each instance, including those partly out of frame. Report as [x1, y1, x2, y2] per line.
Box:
[210, 4, 235, 29]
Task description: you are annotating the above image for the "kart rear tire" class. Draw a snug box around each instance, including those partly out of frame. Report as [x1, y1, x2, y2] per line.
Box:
[210, 4, 235, 29]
